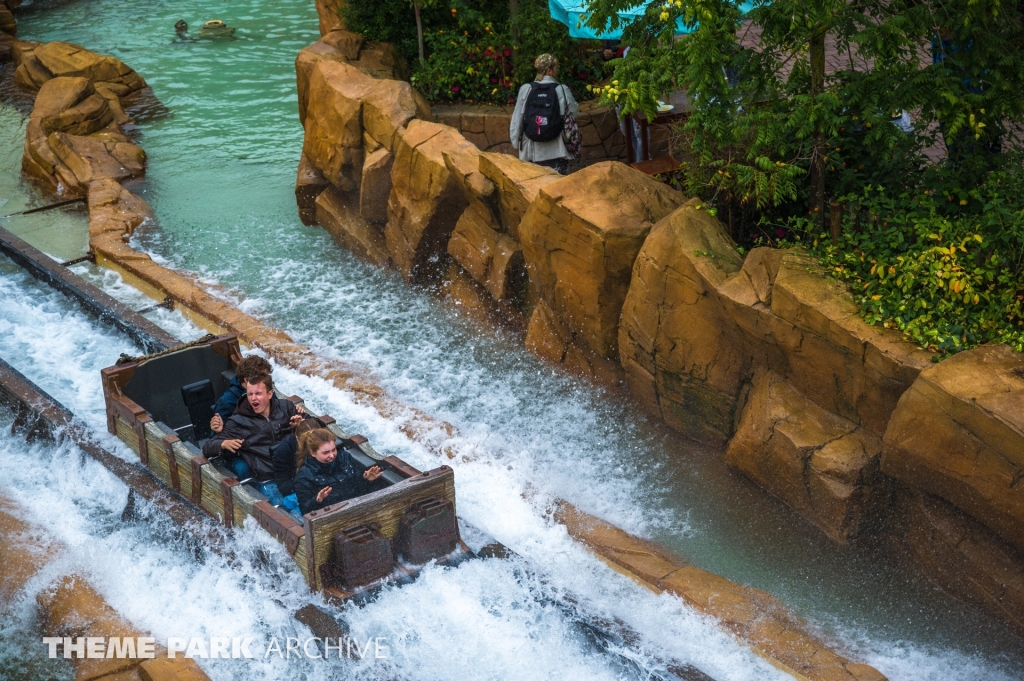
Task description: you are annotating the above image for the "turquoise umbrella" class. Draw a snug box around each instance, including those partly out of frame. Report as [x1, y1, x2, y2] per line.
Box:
[548, 0, 752, 40]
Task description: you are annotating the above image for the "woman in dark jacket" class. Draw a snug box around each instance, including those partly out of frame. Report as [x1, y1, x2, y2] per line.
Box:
[293, 428, 384, 516]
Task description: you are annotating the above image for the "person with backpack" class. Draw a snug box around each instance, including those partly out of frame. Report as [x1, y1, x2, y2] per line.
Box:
[510, 53, 580, 175]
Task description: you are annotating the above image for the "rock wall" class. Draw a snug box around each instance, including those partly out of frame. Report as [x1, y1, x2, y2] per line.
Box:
[293, 15, 1023, 636]
[432, 100, 644, 163]
[292, 23, 1024, 630]
[9, 40, 147, 196]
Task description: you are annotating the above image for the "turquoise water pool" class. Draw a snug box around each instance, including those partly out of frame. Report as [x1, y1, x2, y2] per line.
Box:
[7, 0, 1024, 677]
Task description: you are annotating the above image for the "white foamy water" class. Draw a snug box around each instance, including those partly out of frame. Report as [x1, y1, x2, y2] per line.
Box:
[0, 261, 793, 681]
[7, 0, 1024, 674]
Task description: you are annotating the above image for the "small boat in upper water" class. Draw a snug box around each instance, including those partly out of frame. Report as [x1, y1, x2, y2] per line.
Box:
[101, 334, 470, 601]
[198, 19, 236, 39]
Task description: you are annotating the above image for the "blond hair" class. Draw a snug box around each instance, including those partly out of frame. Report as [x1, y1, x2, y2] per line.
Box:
[297, 427, 335, 471]
[534, 53, 558, 80]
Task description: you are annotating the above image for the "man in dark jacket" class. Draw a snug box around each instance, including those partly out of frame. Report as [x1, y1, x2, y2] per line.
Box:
[209, 355, 273, 433]
[202, 374, 302, 480]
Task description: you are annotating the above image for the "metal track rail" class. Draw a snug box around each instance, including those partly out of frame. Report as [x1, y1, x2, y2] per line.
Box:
[0, 225, 179, 353]
[0, 227, 716, 680]
[0, 356, 230, 551]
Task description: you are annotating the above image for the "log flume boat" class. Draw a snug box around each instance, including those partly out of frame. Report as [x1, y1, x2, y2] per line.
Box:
[101, 333, 473, 601]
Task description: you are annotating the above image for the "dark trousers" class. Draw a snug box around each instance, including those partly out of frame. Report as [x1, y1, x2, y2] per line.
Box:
[536, 158, 569, 175]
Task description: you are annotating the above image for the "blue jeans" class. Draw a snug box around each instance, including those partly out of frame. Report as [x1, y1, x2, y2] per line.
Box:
[223, 456, 252, 480]
[258, 482, 301, 520]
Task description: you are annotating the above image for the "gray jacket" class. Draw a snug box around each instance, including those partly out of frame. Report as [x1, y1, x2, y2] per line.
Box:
[509, 76, 579, 163]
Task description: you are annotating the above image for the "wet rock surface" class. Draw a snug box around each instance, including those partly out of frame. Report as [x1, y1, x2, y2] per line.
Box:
[520, 161, 685, 362]
[883, 345, 1024, 552]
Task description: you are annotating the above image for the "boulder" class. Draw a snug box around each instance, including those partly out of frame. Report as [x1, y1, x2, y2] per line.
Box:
[882, 344, 1024, 552]
[14, 50, 52, 90]
[727, 371, 886, 542]
[0, 3, 15, 36]
[315, 0, 346, 35]
[295, 41, 349, 125]
[442, 149, 495, 207]
[769, 252, 930, 434]
[17, 42, 146, 92]
[301, 60, 369, 191]
[295, 152, 329, 226]
[295, 34, 408, 126]
[302, 59, 423, 190]
[88, 177, 153, 251]
[519, 161, 685, 361]
[447, 201, 526, 302]
[478, 151, 560, 239]
[524, 297, 624, 384]
[316, 185, 389, 267]
[385, 120, 476, 283]
[359, 146, 392, 224]
[48, 131, 143, 190]
[320, 29, 364, 60]
[893, 487, 1024, 637]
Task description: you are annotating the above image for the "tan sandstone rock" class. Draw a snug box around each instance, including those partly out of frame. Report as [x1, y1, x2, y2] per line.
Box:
[618, 200, 750, 442]
[48, 132, 143, 190]
[519, 161, 685, 361]
[882, 344, 1024, 552]
[727, 370, 886, 542]
[385, 120, 477, 282]
[316, 185, 389, 267]
[478, 151, 560, 240]
[315, 0, 346, 35]
[302, 59, 423, 191]
[301, 60, 368, 191]
[0, 3, 15, 36]
[360, 146, 393, 224]
[447, 200, 526, 303]
[893, 487, 1024, 637]
[295, 152, 329, 226]
[770, 252, 931, 434]
[16, 41, 145, 92]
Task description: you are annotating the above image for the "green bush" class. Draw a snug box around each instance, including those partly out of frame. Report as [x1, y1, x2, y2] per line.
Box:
[779, 162, 1024, 357]
[412, 33, 519, 104]
[343, 0, 602, 104]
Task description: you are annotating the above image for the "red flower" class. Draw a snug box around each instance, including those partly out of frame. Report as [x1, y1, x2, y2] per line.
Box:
[452, 85, 461, 92]
[504, 49, 511, 56]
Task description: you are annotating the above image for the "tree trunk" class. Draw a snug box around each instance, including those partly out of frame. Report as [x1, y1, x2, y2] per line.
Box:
[510, 0, 520, 42]
[809, 29, 826, 230]
[414, 0, 425, 67]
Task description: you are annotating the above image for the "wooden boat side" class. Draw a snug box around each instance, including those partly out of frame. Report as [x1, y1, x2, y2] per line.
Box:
[100, 334, 464, 595]
[304, 466, 457, 591]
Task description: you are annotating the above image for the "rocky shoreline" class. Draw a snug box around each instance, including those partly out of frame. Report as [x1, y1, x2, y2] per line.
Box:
[293, 6, 1024, 636]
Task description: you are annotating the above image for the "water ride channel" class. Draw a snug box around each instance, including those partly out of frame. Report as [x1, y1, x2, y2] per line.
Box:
[1, 0, 1023, 680]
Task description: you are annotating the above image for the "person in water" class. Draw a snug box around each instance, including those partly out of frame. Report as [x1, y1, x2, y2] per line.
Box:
[293, 428, 384, 516]
[175, 20, 190, 40]
[202, 373, 302, 482]
[210, 354, 273, 433]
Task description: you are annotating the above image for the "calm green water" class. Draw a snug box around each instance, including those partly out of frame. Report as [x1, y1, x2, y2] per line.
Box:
[9, 0, 1024, 678]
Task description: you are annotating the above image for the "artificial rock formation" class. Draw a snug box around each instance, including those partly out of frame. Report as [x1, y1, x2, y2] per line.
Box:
[14, 41, 145, 93]
[892, 487, 1024, 637]
[882, 344, 1024, 552]
[519, 162, 685, 363]
[315, 0, 346, 36]
[22, 74, 146, 195]
[290, 2, 1024, 634]
[619, 201, 750, 443]
[385, 120, 481, 282]
[727, 370, 886, 542]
